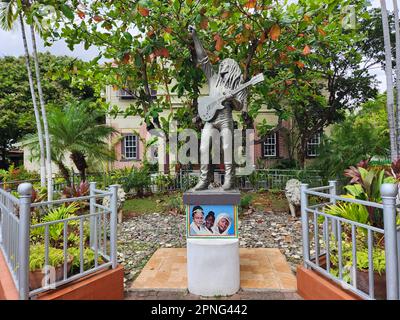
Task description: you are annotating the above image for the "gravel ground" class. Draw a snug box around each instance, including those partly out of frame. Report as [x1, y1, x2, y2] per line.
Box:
[117, 209, 303, 290]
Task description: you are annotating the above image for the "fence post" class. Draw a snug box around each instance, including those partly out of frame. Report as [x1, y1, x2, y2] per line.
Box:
[18, 183, 32, 300]
[301, 183, 310, 268]
[109, 184, 118, 268]
[398, 226, 400, 298]
[89, 182, 96, 248]
[381, 183, 399, 300]
[329, 180, 338, 240]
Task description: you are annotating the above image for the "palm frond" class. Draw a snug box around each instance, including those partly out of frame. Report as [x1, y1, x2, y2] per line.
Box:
[0, 0, 18, 31]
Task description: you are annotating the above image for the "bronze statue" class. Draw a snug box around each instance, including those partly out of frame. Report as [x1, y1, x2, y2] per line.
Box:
[188, 25, 249, 191]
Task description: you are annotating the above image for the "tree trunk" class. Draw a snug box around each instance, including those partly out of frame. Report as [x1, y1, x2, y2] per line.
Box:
[297, 136, 307, 169]
[70, 151, 88, 182]
[55, 160, 70, 186]
[381, 0, 398, 161]
[0, 146, 8, 169]
[30, 25, 53, 200]
[19, 15, 46, 187]
[393, 0, 400, 156]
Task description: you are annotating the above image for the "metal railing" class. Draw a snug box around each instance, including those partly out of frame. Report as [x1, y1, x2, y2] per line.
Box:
[177, 168, 323, 191]
[0, 182, 118, 300]
[0, 187, 20, 291]
[2, 169, 324, 194]
[301, 181, 399, 300]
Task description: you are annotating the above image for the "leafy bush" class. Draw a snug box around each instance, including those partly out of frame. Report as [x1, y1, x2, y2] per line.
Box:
[31, 202, 80, 245]
[329, 238, 386, 283]
[153, 174, 174, 193]
[108, 168, 132, 185]
[0, 165, 39, 185]
[121, 166, 151, 196]
[67, 247, 103, 272]
[164, 194, 184, 214]
[62, 181, 89, 198]
[240, 194, 253, 210]
[271, 159, 299, 169]
[309, 95, 390, 180]
[248, 170, 267, 188]
[180, 173, 198, 190]
[341, 160, 396, 227]
[324, 199, 369, 225]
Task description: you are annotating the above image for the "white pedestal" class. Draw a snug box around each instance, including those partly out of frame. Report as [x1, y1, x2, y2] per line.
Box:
[187, 238, 240, 296]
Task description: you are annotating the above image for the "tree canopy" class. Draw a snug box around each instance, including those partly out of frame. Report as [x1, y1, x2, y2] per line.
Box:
[25, 0, 380, 167]
[311, 94, 390, 180]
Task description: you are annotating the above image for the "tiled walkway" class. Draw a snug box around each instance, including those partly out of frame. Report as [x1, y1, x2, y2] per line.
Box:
[127, 248, 302, 300]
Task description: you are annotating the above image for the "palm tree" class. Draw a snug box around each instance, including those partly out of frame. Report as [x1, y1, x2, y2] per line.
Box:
[380, 0, 398, 161]
[30, 23, 53, 200]
[0, 0, 46, 186]
[25, 102, 117, 183]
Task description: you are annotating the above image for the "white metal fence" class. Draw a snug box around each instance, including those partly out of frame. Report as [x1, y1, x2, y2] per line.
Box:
[1, 169, 324, 194]
[301, 181, 400, 300]
[0, 188, 20, 291]
[0, 182, 118, 300]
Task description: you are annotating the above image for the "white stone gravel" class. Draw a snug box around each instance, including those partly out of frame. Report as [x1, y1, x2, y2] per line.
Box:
[117, 209, 303, 289]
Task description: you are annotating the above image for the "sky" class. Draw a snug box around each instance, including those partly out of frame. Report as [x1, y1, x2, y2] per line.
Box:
[0, 0, 392, 92]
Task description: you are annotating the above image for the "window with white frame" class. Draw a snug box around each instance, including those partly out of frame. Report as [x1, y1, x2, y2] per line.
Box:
[307, 132, 321, 157]
[263, 132, 277, 157]
[123, 135, 138, 160]
[117, 88, 157, 100]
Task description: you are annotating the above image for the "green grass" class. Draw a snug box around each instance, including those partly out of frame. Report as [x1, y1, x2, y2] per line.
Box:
[122, 190, 289, 217]
[122, 192, 181, 216]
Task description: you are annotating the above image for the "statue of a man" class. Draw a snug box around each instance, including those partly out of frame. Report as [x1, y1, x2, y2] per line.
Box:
[189, 25, 248, 191]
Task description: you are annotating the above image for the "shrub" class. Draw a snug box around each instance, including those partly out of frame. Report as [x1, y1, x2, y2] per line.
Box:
[62, 181, 89, 198]
[164, 194, 184, 214]
[240, 194, 253, 210]
[67, 247, 103, 272]
[121, 166, 151, 196]
[31, 202, 80, 246]
[153, 174, 174, 193]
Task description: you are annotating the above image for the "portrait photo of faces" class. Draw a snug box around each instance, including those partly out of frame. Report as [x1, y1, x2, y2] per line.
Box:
[187, 204, 237, 238]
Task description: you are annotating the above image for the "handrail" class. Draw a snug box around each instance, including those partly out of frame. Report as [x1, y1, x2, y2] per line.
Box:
[301, 182, 399, 300]
[0, 188, 19, 203]
[30, 193, 112, 207]
[305, 190, 384, 209]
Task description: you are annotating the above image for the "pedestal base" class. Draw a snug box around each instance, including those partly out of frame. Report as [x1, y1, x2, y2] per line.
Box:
[187, 238, 240, 296]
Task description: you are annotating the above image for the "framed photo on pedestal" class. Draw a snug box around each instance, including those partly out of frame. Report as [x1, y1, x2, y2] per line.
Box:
[186, 204, 238, 238]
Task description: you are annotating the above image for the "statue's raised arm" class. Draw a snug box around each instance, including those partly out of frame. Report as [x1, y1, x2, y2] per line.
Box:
[188, 25, 215, 81]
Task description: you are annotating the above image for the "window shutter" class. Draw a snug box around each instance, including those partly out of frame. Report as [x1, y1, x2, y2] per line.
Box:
[121, 134, 126, 160]
[135, 135, 139, 160]
[276, 131, 280, 158]
[261, 138, 265, 158]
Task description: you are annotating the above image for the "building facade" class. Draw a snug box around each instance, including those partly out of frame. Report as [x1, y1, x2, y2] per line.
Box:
[105, 85, 322, 172]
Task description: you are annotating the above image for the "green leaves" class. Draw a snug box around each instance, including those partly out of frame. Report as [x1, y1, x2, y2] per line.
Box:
[60, 4, 74, 20]
[31, 0, 378, 144]
[324, 201, 369, 225]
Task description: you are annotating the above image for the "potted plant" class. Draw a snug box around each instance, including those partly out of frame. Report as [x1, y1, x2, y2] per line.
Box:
[29, 202, 102, 291]
[29, 244, 73, 290]
[354, 247, 386, 300]
[67, 247, 104, 273]
[328, 239, 387, 300]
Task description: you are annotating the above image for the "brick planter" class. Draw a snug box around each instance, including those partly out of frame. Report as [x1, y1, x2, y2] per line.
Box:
[36, 265, 124, 300]
[296, 265, 361, 300]
[1, 249, 124, 300]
